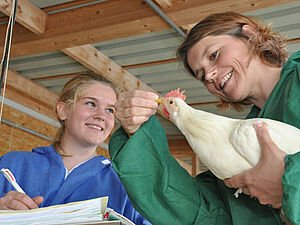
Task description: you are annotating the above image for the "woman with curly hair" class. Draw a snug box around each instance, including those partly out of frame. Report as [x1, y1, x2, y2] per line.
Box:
[109, 12, 300, 225]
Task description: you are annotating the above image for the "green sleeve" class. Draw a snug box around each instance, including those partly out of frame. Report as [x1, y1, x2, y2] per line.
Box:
[282, 152, 300, 224]
[245, 51, 300, 224]
[109, 116, 229, 225]
[109, 116, 283, 225]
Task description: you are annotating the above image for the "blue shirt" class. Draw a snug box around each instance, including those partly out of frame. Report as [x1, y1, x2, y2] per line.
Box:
[0, 145, 150, 225]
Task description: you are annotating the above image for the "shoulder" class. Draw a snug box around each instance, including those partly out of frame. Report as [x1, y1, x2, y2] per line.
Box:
[0, 145, 56, 164]
[281, 51, 300, 78]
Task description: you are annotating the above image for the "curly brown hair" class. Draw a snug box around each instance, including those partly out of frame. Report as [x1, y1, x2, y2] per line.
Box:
[177, 11, 288, 111]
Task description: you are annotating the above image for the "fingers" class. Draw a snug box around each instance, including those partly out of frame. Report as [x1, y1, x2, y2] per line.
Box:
[117, 91, 158, 117]
[253, 122, 275, 151]
[0, 191, 41, 210]
[118, 90, 159, 108]
[224, 174, 245, 189]
[32, 196, 44, 206]
[241, 186, 251, 195]
[224, 174, 253, 196]
[116, 91, 159, 134]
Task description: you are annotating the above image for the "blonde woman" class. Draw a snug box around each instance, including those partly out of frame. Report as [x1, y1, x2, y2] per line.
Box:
[0, 72, 151, 225]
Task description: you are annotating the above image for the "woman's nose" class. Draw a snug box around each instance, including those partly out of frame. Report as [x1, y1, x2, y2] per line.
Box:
[205, 67, 217, 83]
[93, 109, 105, 121]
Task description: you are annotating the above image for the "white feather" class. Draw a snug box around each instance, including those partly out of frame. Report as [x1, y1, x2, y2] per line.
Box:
[164, 97, 300, 180]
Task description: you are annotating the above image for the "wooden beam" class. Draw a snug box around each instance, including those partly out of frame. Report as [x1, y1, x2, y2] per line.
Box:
[154, 0, 173, 8]
[288, 37, 300, 44]
[61, 45, 156, 92]
[31, 58, 180, 82]
[3, 70, 58, 119]
[1, 0, 169, 58]
[168, 139, 193, 157]
[191, 153, 196, 176]
[123, 58, 179, 69]
[1, 0, 297, 57]
[0, 0, 47, 34]
[164, 0, 299, 26]
[31, 72, 78, 82]
[61, 45, 165, 117]
[43, 0, 98, 12]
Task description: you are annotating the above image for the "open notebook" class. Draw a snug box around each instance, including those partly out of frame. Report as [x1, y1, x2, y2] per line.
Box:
[0, 196, 135, 225]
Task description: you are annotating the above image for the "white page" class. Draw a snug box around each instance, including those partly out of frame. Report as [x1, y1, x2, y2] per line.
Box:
[0, 196, 108, 225]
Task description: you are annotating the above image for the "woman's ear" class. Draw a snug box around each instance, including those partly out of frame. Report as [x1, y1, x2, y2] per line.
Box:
[56, 102, 68, 120]
[241, 24, 257, 38]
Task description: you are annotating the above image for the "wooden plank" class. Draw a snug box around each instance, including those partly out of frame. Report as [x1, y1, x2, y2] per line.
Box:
[1, 0, 169, 58]
[0, 104, 57, 156]
[62, 45, 166, 117]
[0, 0, 47, 34]
[1, 104, 57, 138]
[7, 70, 57, 107]
[165, 0, 300, 26]
[154, 0, 173, 8]
[4, 87, 56, 120]
[3, 70, 58, 118]
[168, 139, 194, 157]
[62, 45, 154, 92]
[1, 0, 297, 57]
[288, 37, 300, 44]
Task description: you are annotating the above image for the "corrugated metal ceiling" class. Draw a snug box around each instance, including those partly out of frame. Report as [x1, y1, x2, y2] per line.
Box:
[6, 0, 300, 138]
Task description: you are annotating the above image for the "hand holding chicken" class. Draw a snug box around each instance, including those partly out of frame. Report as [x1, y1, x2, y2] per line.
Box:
[159, 88, 300, 204]
[224, 123, 286, 208]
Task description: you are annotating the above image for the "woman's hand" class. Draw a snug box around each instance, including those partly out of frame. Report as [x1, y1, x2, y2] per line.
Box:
[0, 191, 44, 210]
[224, 122, 287, 208]
[116, 90, 159, 135]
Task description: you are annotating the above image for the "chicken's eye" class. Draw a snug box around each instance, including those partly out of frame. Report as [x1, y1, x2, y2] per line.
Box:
[169, 100, 173, 104]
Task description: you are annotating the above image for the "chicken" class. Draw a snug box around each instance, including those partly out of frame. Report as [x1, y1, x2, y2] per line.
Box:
[160, 88, 300, 196]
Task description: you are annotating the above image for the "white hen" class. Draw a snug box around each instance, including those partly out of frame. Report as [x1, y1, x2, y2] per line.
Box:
[161, 89, 300, 184]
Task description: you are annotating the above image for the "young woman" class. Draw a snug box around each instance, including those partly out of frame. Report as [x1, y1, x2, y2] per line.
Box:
[109, 12, 300, 225]
[0, 72, 151, 225]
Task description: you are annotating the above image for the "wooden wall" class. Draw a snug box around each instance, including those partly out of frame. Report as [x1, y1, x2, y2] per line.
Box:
[0, 104, 110, 158]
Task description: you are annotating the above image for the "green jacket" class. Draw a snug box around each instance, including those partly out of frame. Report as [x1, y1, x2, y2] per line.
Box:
[247, 51, 300, 224]
[109, 51, 300, 225]
[109, 116, 282, 225]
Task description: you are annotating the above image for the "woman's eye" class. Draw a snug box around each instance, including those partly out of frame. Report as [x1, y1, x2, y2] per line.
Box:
[210, 50, 218, 61]
[86, 101, 96, 107]
[106, 108, 115, 114]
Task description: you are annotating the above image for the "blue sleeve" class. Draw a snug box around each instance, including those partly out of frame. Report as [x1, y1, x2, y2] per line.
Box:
[0, 153, 13, 198]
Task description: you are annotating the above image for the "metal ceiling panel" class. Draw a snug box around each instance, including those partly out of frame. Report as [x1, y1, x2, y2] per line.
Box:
[5, 1, 300, 139]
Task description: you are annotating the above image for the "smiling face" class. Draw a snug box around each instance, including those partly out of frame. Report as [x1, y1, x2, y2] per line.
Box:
[58, 82, 116, 149]
[187, 34, 261, 103]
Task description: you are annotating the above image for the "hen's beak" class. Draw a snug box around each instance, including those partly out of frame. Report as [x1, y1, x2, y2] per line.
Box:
[156, 98, 164, 105]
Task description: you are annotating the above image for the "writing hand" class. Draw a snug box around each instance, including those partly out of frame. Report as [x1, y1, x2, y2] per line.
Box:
[0, 191, 44, 210]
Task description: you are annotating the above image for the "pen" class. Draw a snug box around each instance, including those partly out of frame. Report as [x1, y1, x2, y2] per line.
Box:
[1, 168, 25, 194]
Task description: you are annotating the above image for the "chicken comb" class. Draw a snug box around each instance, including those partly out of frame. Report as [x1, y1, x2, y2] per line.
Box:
[164, 88, 186, 100]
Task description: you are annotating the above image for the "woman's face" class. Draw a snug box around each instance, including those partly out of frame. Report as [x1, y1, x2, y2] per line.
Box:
[60, 82, 116, 148]
[187, 34, 260, 102]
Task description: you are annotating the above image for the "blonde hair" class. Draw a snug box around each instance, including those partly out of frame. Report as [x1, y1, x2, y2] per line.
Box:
[177, 11, 288, 111]
[53, 72, 120, 155]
